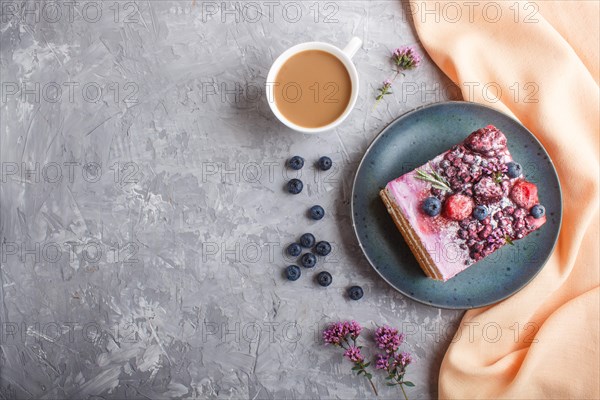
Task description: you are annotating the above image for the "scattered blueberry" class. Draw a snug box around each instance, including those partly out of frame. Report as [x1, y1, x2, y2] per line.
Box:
[421, 197, 442, 217]
[315, 241, 332, 256]
[285, 265, 301, 281]
[309, 205, 325, 220]
[299, 233, 316, 248]
[530, 204, 545, 219]
[287, 243, 302, 257]
[318, 156, 332, 171]
[316, 271, 332, 287]
[301, 253, 317, 268]
[348, 286, 364, 300]
[506, 162, 523, 178]
[287, 179, 303, 194]
[288, 156, 304, 170]
[472, 205, 489, 221]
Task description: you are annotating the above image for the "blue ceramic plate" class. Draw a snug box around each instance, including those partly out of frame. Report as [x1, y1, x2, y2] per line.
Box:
[352, 101, 562, 309]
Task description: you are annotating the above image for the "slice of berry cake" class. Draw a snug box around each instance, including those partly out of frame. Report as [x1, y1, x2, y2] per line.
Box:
[380, 125, 546, 281]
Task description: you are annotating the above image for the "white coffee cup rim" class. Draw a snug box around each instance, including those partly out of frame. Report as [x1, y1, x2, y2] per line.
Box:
[266, 38, 362, 134]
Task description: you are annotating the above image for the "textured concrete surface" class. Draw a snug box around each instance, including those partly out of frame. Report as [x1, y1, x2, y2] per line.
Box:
[1, 1, 463, 398]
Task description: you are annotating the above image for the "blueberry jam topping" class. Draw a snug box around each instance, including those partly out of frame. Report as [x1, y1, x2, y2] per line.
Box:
[288, 156, 304, 170]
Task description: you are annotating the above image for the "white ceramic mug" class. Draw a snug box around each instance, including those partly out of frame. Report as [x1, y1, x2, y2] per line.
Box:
[266, 37, 362, 134]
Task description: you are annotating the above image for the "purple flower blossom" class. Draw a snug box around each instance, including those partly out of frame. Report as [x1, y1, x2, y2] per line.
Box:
[346, 320, 362, 340]
[343, 345, 364, 363]
[397, 352, 412, 367]
[375, 354, 390, 370]
[323, 321, 362, 345]
[323, 322, 348, 345]
[392, 46, 422, 71]
[374, 325, 404, 353]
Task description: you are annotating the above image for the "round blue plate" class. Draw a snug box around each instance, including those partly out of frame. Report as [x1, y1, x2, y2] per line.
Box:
[352, 101, 562, 309]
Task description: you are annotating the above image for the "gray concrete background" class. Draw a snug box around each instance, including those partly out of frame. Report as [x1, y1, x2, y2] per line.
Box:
[1, 1, 463, 398]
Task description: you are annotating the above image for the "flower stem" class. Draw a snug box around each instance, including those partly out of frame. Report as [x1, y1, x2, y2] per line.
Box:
[400, 383, 409, 400]
[368, 376, 379, 397]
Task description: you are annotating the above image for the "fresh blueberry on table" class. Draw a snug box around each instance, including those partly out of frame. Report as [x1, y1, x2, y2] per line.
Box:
[506, 162, 523, 178]
[316, 271, 332, 287]
[530, 204, 546, 219]
[348, 286, 364, 300]
[318, 156, 332, 171]
[287, 179, 303, 194]
[300, 233, 316, 248]
[421, 197, 442, 217]
[288, 156, 304, 170]
[309, 205, 325, 220]
[315, 241, 332, 256]
[472, 205, 489, 221]
[301, 253, 317, 268]
[287, 243, 302, 257]
[285, 265, 301, 281]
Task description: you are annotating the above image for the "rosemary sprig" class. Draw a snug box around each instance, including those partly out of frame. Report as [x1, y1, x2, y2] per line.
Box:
[505, 235, 515, 246]
[415, 163, 452, 192]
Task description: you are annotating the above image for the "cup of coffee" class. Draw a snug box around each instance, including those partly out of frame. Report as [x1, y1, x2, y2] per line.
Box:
[266, 37, 362, 133]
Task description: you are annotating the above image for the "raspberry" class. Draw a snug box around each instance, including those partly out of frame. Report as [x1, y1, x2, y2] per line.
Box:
[463, 154, 475, 164]
[474, 176, 504, 204]
[443, 194, 474, 221]
[510, 180, 539, 209]
[479, 224, 493, 239]
[445, 166, 457, 177]
[514, 208, 527, 219]
[464, 125, 508, 155]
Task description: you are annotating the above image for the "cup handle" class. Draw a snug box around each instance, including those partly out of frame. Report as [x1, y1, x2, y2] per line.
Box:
[342, 37, 362, 59]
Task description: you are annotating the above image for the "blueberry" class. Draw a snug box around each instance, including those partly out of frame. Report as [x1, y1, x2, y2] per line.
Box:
[316, 271, 333, 287]
[472, 205, 489, 221]
[285, 265, 301, 281]
[288, 156, 304, 170]
[301, 253, 317, 268]
[309, 205, 325, 220]
[299, 233, 316, 248]
[287, 179, 303, 194]
[318, 156, 332, 171]
[530, 204, 545, 219]
[315, 241, 332, 256]
[506, 162, 523, 178]
[348, 286, 364, 300]
[421, 197, 442, 217]
[287, 243, 302, 257]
